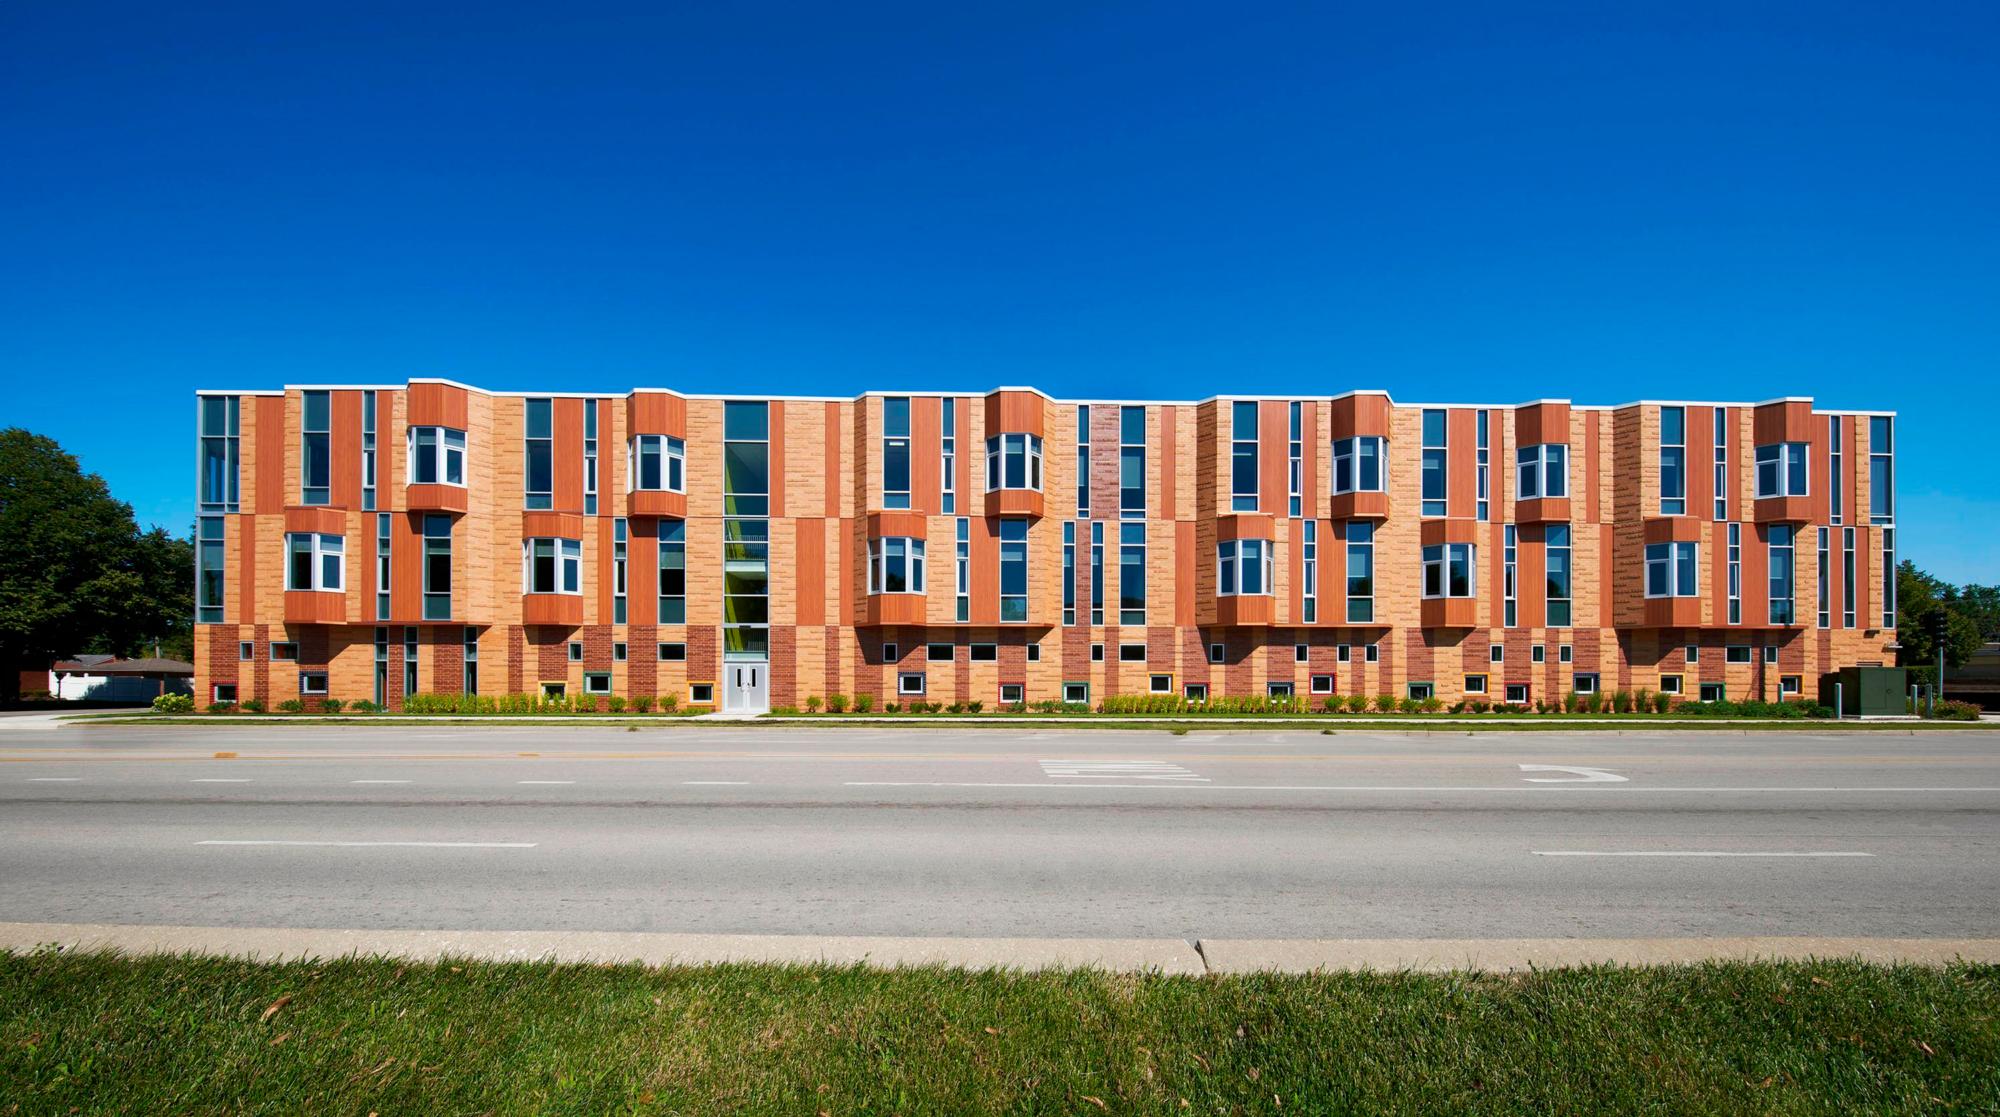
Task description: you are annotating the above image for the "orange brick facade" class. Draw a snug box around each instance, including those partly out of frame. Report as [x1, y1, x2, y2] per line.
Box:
[194, 382, 1898, 711]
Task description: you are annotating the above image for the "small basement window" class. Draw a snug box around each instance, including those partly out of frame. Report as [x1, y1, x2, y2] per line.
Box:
[1183, 683, 1208, 702]
[584, 672, 611, 695]
[898, 673, 926, 695]
[1311, 674, 1335, 694]
[299, 672, 328, 696]
[658, 643, 686, 661]
[1149, 674, 1172, 693]
[688, 683, 713, 704]
[1000, 683, 1024, 704]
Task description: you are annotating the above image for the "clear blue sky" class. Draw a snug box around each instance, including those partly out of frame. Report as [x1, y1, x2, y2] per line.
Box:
[3, 2, 1994, 582]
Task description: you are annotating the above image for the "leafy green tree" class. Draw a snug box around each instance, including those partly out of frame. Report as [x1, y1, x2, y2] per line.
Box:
[1895, 561, 1985, 685]
[0, 429, 191, 700]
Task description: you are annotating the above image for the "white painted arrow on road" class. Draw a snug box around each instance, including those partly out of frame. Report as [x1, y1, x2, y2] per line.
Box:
[1519, 764, 1628, 783]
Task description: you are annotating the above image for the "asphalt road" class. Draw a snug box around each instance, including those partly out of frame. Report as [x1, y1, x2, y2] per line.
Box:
[3, 721, 1997, 940]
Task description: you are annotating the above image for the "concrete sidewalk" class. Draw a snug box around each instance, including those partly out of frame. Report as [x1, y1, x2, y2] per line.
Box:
[7, 922, 1998, 974]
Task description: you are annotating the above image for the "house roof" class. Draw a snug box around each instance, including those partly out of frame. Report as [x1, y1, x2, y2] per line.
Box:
[53, 657, 195, 676]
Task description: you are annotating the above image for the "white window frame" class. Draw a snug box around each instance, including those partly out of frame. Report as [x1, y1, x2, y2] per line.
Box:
[1310, 674, 1335, 694]
[984, 433, 1044, 492]
[1644, 541, 1700, 598]
[1514, 442, 1568, 501]
[523, 537, 583, 595]
[628, 434, 686, 493]
[866, 537, 927, 595]
[285, 532, 345, 592]
[1216, 539, 1274, 596]
[583, 672, 612, 695]
[898, 672, 926, 696]
[406, 426, 467, 487]
[1330, 435, 1386, 495]
[1420, 542, 1476, 599]
[1755, 442, 1809, 499]
[1000, 683, 1024, 704]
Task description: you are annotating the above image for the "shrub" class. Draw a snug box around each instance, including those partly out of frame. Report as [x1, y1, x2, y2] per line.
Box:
[275, 699, 304, 714]
[804, 696, 822, 713]
[1928, 699, 1982, 722]
[152, 693, 195, 714]
[1344, 694, 1370, 714]
[1469, 700, 1490, 714]
[1653, 691, 1674, 714]
[1420, 696, 1444, 713]
[659, 694, 679, 712]
[609, 696, 627, 713]
[240, 698, 266, 714]
[1373, 694, 1397, 713]
[947, 702, 964, 714]
[631, 695, 654, 713]
[770, 706, 799, 715]
[1322, 697, 1343, 713]
[854, 693, 874, 713]
[1397, 697, 1421, 714]
[1633, 688, 1651, 714]
[206, 701, 235, 714]
[1563, 692, 1581, 714]
[884, 701, 900, 714]
[321, 698, 346, 714]
[966, 701, 983, 713]
[825, 693, 848, 713]
[347, 699, 378, 715]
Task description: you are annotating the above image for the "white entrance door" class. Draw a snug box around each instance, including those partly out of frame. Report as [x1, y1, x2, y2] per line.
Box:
[724, 661, 769, 714]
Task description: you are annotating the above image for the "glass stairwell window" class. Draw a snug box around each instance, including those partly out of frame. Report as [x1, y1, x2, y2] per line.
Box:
[1544, 525, 1571, 627]
[198, 396, 240, 513]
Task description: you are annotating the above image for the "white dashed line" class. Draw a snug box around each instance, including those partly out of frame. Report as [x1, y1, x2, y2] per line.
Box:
[197, 840, 536, 849]
[682, 780, 750, 785]
[516, 780, 576, 785]
[1533, 850, 1875, 858]
[27, 777, 81, 782]
[191, 778, 253, 783]
[350, 779, 413, 785]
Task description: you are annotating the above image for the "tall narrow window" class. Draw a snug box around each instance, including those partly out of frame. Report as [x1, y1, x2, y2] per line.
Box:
[1659, 406, 1686, 515]
[1713, 408, 1729, 520]
[524, 398, 553, 510]
[1231, 401, 1259, 512]
[1420, 409, 1447, 516]
[1842, 527, 1856, 628]
[1090, 522, 1105, 625]
[301, 390, 331, 505]
[408, 427, 466, 486]
[1881, 527, 1896, 629]
[1475, 409, 1489, 521]
[1288, 402, 1304, 518]
[882, 397, 911, 509]
[422, 513, 452, 620]
[658, 521, 686, 623]
[375, 513, 391, 621]
[1727, 523, 1742, 623]
[999, 519, 1029, 621]
[1119, 523, 1145, 625]
[613, 518, 628, 624]
[1217, 539, 1273, 596]
[1816, 526, 1830, 629]
[583, 401, 599, 515]
[286, 532, 345, 591]
[1869, 417, 1893, 524]
[1421, 543, 1475, 599]
[1755, 442, 1809, 498]
[723, 401, 770, 660]
[1503, 524, 1518, 627]
[1545, 525, 1571, 627]
[940, 398, 956, 515]
[196, 516, 225, 623]
[361, 391, 377, 511]
[403, 626, 418, 697]
[374, 628, 389, 706]
[198, 396, 240, 513]
[1331, 436, 1385, 494]
[1828, 415, 1843, 524]
[1769, 524, 1796, 625]
[1121, 406, 1146, 518]
[954, 517, 970, 622]
[523, 538, 582, 594]
[867, 537, 926, 593]
[1062, 522, 1077, 626]
[985, 433, 1043, 491]
[463, 627, 479, 695]
[629, 434, 685, 492]
[1301, 520, 1318, 623]
[1645, 541, 1699, 598]
[1075, 405, 1090, 517]
[1346, 521, 1374, 623]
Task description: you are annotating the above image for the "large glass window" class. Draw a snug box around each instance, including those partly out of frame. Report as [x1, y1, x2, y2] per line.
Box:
[1659, 406, 1686, 515]
[524, 537, 582, 594]
[1420, 409, 1447, 516]
[1768, 524, 1796, 625]
[1231, 401, 1259, 512]
[1119, 523, 1145, 625]
[301, 390, 331, 505]
[867, 537, 926, 594]
[999, 518, 1029, 621]
[524, 398, 553, 510]
[1645, 541, 1699, 598]
[422, 514, 452, 620]
[1421, 542, 1475, 599]
[629, 434, 685, 492]
[724, 517, 769, 659]
[882, 397, 911, 509]
[1120, 406, 1146, 517]
[1544, 525, 1571, 627]
[985, 433, 1043, 492]
[1755, 442, 1809, 498]
[1346, 522, 1373, 623]
[1331, 436, 1385, 494]
[408, 427, 466, 486]
[197, 516, 225, 623]
[1516, 443, 1568, 500]
[1869, 416, 1893, 524]
[199, 396, 240, 512]
[659, 521, 686, 623]
[286, 532, 345, 592]
[1217, 539, 1272, 596]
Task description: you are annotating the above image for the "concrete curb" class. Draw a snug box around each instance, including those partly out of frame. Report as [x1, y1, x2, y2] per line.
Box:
[5, 923, 1997, 973]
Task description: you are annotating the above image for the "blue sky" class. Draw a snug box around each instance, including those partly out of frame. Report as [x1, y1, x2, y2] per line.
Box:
[3, 2, 1995, 581]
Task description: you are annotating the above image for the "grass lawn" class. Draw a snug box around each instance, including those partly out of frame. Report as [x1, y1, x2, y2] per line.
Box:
[2, 952, 1995, 1114]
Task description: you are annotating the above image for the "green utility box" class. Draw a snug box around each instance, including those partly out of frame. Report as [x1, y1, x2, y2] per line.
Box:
[1819, 666, 1908, 716]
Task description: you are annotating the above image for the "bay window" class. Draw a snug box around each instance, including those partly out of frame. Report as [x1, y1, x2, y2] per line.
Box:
[985, 433, 1043, 491]
[1516, 443, 1568, 500]
[1331, 436, 1385, 494]
[1421, 542, 1475, 599]
[1645, 541, 1699, 598]
[408, 427, 467, 486]
[867, 537, 926, 594]
[1755, 442, 1808, 498]
[285, 532, 344, 592]
[524, 537, 582, 595]
[629, 434, 686, 492]
[1216, 538, 1273, 596]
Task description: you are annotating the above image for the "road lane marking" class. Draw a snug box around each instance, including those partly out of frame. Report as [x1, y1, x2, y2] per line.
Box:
[1533, 850, 1874, 858]
[516, 780, 576, 785]
[26, 777, 82, 782]
[1520, 764, 1627, 783]
[350, 779, 413, 784]
[196, 840, 536, 848]
[682, 780, 750, 785]
[191, 778, 253, 783]
[1040, 759, 1207, 781]
[842, 782, 2000, 792]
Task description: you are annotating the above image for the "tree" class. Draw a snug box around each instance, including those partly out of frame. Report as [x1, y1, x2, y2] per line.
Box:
[0, 429, 191, 701]
[1895, 560, 1985, 685]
